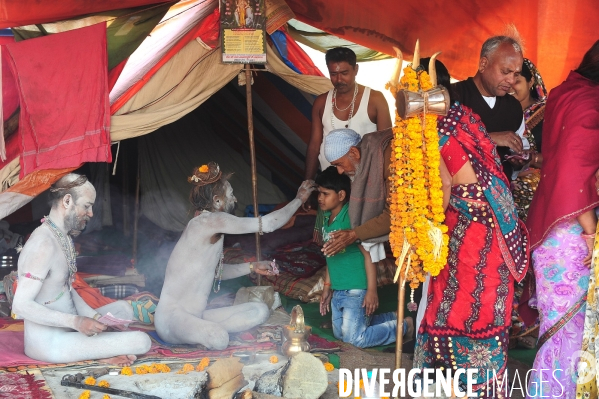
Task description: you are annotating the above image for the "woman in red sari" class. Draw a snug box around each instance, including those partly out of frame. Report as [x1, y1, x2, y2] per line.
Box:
[413, 57, 530, 398]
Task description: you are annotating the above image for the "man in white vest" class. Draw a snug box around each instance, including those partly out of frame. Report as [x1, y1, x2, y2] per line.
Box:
[304, 47, 392, 181]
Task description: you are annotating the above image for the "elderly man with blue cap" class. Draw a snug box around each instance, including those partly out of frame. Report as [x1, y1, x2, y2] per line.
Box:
[321, 127, 394, 267]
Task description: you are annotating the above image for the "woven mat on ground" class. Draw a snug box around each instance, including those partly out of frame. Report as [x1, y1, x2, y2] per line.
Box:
[144, 328, 277, 360]
[0, 318, 99, 374]
[0, 369, 53, 399]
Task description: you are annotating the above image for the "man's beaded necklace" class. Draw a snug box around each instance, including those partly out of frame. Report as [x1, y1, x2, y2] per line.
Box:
[41, 216, 77, 305]
[331, 84, 358, 129]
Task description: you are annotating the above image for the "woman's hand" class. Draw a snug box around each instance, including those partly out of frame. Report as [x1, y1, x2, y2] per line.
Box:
[582, 235, 595, 267]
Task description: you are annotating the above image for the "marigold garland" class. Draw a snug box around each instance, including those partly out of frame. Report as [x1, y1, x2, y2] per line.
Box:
[387, 65, 449, 290]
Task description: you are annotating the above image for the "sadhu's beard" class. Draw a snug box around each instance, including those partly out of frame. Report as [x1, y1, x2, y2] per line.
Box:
[64, 210, 90, 237]
[223, 200, 237, 215]
[346, 158, 360, 182]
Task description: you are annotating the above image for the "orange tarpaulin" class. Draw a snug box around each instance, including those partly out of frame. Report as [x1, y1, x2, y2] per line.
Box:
[287, 0, 599, 90]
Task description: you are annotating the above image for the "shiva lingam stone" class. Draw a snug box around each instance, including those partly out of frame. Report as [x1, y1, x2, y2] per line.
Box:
[281, 305, 311, 357]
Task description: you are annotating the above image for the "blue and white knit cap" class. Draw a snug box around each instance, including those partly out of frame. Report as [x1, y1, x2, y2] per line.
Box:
[324, 129, 362, 163]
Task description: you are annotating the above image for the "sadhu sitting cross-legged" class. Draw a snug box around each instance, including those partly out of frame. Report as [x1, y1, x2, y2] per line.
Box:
[154, 162, 315, 350]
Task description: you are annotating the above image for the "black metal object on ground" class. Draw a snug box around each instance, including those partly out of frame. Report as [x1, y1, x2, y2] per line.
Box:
[60, 374, 162, 399]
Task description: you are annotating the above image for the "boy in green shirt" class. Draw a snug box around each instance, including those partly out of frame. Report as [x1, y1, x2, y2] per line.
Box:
[317, 166, 411, 347]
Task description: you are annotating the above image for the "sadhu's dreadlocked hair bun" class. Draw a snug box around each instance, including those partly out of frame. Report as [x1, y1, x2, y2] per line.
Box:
[48, 173, 89, 207]
[188, 162, 232, 212]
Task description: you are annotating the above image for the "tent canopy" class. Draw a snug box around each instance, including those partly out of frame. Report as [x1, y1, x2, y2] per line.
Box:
[2, 0, 597, 89]
[0, 0, 597, 221]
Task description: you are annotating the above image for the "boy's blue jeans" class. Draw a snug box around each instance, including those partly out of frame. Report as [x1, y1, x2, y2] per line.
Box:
[331, 289, 406, 348]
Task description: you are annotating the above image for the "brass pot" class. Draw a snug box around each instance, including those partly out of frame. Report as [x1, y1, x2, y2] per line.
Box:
[281, 305, 311, 357]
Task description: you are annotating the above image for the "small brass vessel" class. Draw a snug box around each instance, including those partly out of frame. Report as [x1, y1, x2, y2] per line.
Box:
[281, 305, 311, 356]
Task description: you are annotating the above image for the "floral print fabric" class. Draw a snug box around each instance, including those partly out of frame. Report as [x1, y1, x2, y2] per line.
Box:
[527, 218, 589, 399]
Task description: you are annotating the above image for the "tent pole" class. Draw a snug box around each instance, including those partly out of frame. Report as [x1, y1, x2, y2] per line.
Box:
[122, 147, 130, 237]
[395, 275, 405, 375]
[245, 63, 261, 285]
[132, 144, 141, 266]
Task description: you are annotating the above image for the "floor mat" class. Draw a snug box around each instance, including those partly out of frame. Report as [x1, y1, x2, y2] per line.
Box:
[0, 370, 53, 399]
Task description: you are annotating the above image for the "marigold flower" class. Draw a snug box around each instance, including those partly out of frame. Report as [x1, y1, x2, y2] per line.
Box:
[79, 391, 91, 399]
[83, 376, 96, 385]
[197, 357, 210, 371]
[177, 363, 195, 374]
[102, 396, 111, 399]
[269, 356, 278, 364]
[98, 380, 110, 388]
[152, 363, 171, 373]
[323, 362, 334, 372]
[121, 367, 133, 376]
[199, 165, 209, 173]
[135, 365, 150, 375]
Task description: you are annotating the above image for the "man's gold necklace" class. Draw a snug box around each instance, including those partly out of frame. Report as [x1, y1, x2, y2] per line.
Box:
[332, 84, 358, 129]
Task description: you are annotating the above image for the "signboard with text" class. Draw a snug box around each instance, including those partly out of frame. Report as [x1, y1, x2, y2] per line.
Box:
[221, 0, 266, 64]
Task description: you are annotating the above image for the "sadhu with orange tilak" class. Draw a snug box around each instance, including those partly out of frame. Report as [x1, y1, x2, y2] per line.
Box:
[388, 42, 529, 396]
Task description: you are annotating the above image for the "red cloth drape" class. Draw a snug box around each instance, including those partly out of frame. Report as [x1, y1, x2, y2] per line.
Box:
[3, 23, 112, 178]
[286, 0, 599, 90]
[0, 0, 168, 29]
[526, 72, 599, 249]
[72, 273, 116, 309]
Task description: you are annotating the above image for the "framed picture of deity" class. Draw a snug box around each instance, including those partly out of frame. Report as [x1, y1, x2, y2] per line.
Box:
[220, 0, 266, 64]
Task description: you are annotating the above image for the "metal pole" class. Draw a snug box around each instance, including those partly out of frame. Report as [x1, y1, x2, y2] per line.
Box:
[132, 145, 141, 265]
[245, 64, 261, 285]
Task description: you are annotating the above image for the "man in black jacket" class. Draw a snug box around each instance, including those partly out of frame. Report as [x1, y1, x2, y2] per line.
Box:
[452, 36, 527, 180]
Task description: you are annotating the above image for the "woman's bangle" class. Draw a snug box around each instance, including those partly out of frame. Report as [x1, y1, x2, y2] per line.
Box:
[93, 313, 102, 320]
[581, 233, 595, 240]
[249, 263, 254, 272]
[324, 282, 331, 286]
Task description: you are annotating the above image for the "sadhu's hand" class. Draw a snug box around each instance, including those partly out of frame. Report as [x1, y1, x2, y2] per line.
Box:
[251, 260, 278, 276]
[296, 180, 316, 203]
[75, 316, 107, 337]
[322, 229, 358, 257]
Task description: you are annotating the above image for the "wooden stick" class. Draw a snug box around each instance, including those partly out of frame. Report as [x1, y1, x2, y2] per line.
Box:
[122, 148, 130, 237]
[132, 145, 141, 265]
[395, 274, 406, 378]
[245, 64, 262, 285]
